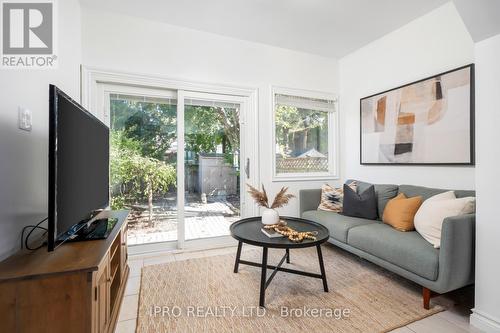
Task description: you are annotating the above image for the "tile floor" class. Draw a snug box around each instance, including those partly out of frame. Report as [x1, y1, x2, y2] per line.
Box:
[115, 245, 480, 333]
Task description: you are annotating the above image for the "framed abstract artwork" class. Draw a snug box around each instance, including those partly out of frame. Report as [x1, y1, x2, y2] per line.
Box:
[360, 64, 474, 165]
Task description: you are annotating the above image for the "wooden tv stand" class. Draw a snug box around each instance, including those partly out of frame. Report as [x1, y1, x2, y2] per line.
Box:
[0, 210, 130, 333]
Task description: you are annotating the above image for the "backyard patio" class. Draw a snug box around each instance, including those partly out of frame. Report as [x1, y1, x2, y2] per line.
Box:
[126, 194, 240, 245]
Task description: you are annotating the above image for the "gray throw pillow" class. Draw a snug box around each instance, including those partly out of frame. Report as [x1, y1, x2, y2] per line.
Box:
[375, 184, 399, 218]
[342, 184, 378, 220]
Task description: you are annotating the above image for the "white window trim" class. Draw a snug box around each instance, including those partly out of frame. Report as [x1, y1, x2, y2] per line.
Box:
[271, 86, 340, 182]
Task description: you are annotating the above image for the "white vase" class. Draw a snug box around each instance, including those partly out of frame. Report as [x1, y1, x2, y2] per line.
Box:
[261, 208, 279, 225]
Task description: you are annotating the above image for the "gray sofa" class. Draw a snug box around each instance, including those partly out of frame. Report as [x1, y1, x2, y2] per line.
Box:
[299, 180, 475, 309]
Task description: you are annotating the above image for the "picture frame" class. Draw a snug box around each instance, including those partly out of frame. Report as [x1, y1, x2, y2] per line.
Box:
[360, 64, 475, 165]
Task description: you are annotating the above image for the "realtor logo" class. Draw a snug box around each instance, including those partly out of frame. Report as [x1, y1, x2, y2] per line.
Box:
[1, 0, 57, 68]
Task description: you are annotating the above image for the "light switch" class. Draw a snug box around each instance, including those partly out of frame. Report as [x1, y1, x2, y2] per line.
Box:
[18, 107, 32, 131]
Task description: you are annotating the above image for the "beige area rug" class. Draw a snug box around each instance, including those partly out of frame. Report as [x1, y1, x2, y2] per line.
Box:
[137, 245, 444, 333]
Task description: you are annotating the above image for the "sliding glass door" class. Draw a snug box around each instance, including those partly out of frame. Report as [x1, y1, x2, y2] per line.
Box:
[97, 84, 256, 251]
[180, 93, 243, 242]
[106, 87, 178, 246]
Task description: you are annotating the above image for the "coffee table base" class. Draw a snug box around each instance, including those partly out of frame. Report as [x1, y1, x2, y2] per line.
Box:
[233, 241, 329, 307]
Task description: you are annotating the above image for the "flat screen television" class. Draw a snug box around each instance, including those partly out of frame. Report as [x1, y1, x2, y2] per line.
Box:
[48, 85, 110, 251]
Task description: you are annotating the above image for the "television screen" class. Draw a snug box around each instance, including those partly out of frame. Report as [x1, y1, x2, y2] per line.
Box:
[48, 85, 109, 251]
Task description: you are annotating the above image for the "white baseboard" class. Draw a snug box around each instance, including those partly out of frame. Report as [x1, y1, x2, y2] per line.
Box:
[471, 309, 500, 333]
[128, 235, 237, 257]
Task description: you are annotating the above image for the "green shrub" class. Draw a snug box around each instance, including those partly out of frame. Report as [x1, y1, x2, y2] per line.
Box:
[110, 131, 176, 221]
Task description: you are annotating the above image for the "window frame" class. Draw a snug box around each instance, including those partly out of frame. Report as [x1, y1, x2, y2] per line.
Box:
[271, 86, 339, 182]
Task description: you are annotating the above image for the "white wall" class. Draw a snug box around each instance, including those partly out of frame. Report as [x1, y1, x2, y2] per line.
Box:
[339, 2, 475, 189]
[81, 8, 339, 216]
[0, 0, 82, 260]
[471, 33, 500, 333]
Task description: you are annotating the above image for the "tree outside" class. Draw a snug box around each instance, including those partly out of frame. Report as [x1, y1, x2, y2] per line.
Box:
[109, 96, 241, 244]
[109, 97, 178, 222]
[275, 105, 329, 173]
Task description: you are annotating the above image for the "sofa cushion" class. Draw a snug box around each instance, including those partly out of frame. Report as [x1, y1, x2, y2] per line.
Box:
[342, 184, 378, 219]
[347, 223, 439, 280]
[318, 181, 357, 212]
[346, 179, 398, 219]
[302, 210, 376, 243]
[414, 192, 476, 248]
[382, 193, 423, 231]
[399, 184, 475, 201]
[374, 184, 400, 218]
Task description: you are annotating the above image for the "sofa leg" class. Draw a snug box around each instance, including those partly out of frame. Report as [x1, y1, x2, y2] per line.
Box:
[423, 287, 431, 310]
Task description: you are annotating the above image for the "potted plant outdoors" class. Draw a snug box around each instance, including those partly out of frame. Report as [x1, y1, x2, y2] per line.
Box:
[247, 184, 295, 225]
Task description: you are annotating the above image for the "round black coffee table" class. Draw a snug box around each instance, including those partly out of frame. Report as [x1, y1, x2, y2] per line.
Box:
[230, 216, 330, 307]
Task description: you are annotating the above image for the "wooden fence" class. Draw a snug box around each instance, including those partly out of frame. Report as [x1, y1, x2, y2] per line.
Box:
[276, 157, 328, 173]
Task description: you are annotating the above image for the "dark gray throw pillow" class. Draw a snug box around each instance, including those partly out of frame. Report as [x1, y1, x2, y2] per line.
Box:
[342, 184, 378, 220]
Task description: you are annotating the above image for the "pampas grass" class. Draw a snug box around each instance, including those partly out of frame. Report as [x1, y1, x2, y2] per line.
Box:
[270, 186, 295, 209]
[247, 183, 269, 208]
[246, 184, 295, 209]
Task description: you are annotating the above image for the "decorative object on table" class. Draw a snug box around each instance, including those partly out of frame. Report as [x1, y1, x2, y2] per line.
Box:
[246, 184, 295, 225]
[260, 226, 285, 238]
[414, 191, 475, 248]
[360, 64, 474, 165]
[382, 193, 423, 231]
[260, 218, 289, 238]
[318, 181, 357, 212]
[263, 224, 318, 242]
[261, 207, 280, 225]
[341, 184, 378, 220]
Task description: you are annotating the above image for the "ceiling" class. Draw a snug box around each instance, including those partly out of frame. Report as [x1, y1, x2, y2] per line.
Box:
[453, 0, 500, 42]
[79, 0, 500, 58]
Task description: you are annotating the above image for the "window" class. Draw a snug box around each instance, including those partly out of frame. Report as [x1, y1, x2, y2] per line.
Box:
[272, 87, 338, 180]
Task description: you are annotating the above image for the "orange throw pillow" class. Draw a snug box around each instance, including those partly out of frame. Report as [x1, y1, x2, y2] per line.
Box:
[383, 193, 423, 232]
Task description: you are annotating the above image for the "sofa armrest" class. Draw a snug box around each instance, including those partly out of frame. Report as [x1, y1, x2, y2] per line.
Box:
[299, 189, 322, 216]
[436, 214, 475, 292]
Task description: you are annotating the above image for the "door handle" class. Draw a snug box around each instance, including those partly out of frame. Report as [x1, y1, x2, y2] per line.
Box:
[245, 158, 250, 179]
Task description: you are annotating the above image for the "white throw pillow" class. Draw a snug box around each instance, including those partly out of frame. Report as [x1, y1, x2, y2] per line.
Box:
[414, 192, 475, 248]
[425, 191, 456, 202]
